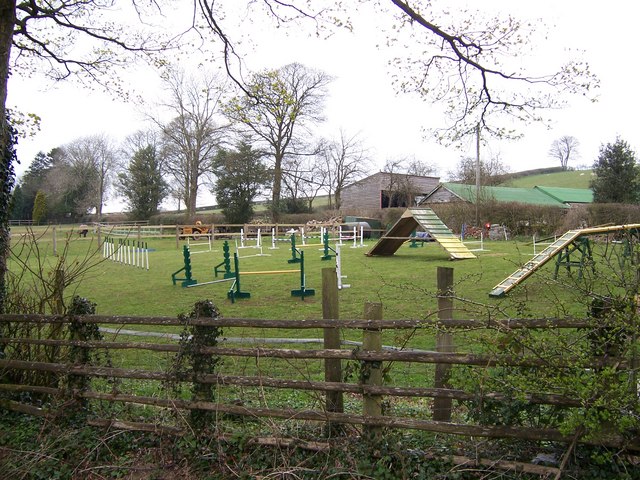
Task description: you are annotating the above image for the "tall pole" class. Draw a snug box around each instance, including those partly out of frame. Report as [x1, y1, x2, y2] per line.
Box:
[475, 123, 481, 226]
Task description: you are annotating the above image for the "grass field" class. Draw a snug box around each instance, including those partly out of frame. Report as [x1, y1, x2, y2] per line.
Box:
[7, 225, 603, 324]
[500, 169, 594, 189]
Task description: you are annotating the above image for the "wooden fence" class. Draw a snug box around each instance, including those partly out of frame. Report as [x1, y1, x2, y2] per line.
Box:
[1, 267, 639, 459]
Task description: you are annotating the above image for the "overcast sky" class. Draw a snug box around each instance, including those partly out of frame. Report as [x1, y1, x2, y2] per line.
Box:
[8, 1, 640, 210]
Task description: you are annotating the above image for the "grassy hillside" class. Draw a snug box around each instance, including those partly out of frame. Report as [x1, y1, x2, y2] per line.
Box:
[500, 169, 593, 189]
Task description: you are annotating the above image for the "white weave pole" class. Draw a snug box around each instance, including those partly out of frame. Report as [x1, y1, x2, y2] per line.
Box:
[336, 244, 350, 289]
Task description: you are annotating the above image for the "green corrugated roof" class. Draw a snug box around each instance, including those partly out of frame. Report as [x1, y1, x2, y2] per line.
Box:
[533, 186, 593, 203]
[442, 183, 569, 207]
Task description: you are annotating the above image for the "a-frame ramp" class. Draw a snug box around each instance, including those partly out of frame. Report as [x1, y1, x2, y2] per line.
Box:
[489, 223, 640, 298]
[366, 208, 476, 260]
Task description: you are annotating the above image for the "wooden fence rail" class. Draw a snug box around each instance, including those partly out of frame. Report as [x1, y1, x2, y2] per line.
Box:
[0, 267, 638, 453]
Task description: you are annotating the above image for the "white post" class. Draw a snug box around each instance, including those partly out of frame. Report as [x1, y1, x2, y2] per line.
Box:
[240, 228, 246, 248]
[336, 244, 350, 289]
[301, 227, 306, 246]
[351, 226, 357, 248]
[257, 228, 262, 248]
[338, 226, 344, 246]
[360, 225, 365, 247]
[133, 241, 137, 267]
[270, 228, 278, 250]
[145, 242, 149, 270]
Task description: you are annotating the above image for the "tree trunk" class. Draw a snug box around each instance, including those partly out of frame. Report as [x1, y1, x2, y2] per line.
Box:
[334, 188, 341, 211]
[0, 1, 16, 315]
[271, 152, 283, 222]
[188, 183, 198, 219]
[0, 2, 13, 119]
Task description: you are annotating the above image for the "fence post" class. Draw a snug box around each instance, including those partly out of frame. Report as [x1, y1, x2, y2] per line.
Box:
[433, 266, 454, 422]
[322, 268, 343, 434]
[362, 301, 383, 439]
[52, 225, 58, 257]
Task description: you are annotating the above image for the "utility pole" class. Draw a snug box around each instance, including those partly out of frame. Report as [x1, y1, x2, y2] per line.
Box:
[475, 124, 481, 226]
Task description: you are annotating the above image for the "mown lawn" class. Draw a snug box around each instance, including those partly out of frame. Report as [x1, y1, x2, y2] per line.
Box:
[8, 225, 596, 321]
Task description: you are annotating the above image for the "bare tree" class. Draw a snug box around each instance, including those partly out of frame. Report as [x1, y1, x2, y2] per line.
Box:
[447, 154, 509, 186]
[60, 134, 119, 217]
[157, 69, 228, 218]
[549, 136, 580, 171]
[281, 153, 327, 212]
[224, 62, 332, 221]
[405, 157, 438, 177]
[320, 129, 371, 210]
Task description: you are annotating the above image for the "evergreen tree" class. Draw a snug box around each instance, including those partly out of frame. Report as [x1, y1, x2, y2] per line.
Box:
[19, 150, 54, 219]
[590, 138, 640, 203]
[32, 190, 47, 225]
[117, 145, 168, 220]
[9, 184, 25, 220]
[213, 142, 269, 224]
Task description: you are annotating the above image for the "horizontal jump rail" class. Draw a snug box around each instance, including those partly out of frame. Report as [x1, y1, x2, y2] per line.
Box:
[240, 269, 300, 275]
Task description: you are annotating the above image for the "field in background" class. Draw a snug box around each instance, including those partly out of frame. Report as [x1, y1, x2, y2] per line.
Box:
[500, 169, 594, 189]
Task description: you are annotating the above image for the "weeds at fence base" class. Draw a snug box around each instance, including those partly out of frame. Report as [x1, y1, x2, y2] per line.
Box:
[1, 410, 639, 479]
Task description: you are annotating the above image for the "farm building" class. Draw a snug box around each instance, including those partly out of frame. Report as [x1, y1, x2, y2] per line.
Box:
[421, 182, 593, 208]
[340, 172, 440, 210]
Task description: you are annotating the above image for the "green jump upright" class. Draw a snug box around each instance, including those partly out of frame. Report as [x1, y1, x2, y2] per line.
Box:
[288, 233, 302, 264]
[171, 245, 197, 287]
[320, 230, 334, 261]
[227, 252, 251, 303]
[214, 241, 235, 279]
[291, 250, 315, 299]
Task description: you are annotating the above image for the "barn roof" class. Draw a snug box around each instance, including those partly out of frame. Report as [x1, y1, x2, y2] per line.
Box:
[423, 183, 570, 208]
[533, 186, 594, 204]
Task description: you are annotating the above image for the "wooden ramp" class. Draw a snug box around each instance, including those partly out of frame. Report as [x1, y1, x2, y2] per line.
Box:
[489, 223, 640, 298]
[366, 208, 476, 260]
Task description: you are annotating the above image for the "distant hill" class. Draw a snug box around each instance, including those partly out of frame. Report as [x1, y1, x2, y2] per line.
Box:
[499, 169, 594, 189]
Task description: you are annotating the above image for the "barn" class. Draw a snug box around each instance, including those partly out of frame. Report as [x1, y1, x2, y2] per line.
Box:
[340, 172, 440, 210]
